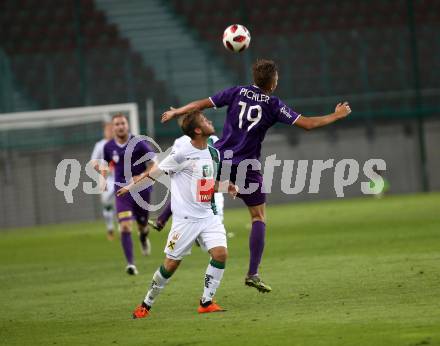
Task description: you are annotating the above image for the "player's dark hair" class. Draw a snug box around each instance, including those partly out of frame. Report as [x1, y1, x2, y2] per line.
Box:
[252, 59, 278, 92]
[180, 111, 203, 139]
[112, 113, 129, 122]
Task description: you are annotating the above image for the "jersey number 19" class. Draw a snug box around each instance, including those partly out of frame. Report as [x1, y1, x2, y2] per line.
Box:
[238, 101, 262, 131]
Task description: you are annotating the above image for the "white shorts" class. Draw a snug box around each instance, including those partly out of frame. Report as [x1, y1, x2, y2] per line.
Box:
[164, 216, 227, 260]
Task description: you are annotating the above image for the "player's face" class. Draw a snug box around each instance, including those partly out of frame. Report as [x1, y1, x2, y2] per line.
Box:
[198, 115, 215, 136]
[112, 117, 129, 139]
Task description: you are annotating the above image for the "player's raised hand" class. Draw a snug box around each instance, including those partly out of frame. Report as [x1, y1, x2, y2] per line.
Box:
[228, 183, 239, 199]
[334, 102, 352, 118]
[161, 107, 177, 123]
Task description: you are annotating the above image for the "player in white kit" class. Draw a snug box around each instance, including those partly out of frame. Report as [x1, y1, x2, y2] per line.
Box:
[173, 134, 225, 220]
[91, 122, 115, 240]
[117, 111, 238, 317]
[148, 134, 225, 233]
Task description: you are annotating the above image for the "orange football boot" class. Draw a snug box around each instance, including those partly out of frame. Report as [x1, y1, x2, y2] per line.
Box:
[132, 304, 150, 319]
[197, 300, 226, 314]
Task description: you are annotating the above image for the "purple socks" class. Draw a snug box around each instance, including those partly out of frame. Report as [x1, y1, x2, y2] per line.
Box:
[157, 202, 172, 226]
[248, 220, 266, 276]
[121, 232, 134, 265]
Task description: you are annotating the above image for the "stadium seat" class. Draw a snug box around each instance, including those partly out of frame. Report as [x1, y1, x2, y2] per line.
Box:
[0, 0, 174, 115]
[166, 0, 439, 102]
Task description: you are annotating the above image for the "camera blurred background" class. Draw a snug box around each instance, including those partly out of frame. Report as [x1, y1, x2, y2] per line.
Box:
[0, 0, 439, 228]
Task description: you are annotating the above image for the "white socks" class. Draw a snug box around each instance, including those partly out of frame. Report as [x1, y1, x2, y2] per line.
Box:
[144, 266, 171, 307]
[143, 260, 225, 308]
[201, 260, 225, 304]
[102, 205, 114, 232]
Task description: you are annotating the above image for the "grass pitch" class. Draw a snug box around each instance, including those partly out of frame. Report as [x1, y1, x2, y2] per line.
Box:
[1, 193, 439, 345]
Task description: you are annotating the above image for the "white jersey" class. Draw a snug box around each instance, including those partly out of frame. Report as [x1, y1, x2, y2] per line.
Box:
[91, 138, 114, 186]
[173, 134, 219, 149]
[172, 135, 224, 216]
[159, 139, 220, 219]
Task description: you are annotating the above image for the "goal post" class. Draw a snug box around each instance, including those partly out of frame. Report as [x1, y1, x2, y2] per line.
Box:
[0, 103, 140, 229]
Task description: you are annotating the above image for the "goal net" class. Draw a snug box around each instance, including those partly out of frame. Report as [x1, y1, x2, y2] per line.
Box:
[0, 103, 139, 229]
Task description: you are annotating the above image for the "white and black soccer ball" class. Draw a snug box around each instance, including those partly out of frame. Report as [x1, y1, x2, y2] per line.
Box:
[223, 24, 251, 53]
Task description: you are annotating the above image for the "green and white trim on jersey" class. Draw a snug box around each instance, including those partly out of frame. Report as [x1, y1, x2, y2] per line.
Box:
[207, 142, 220, 216]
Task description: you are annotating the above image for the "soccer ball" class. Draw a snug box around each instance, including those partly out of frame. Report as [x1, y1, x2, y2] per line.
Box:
[223, 24, 251, 53]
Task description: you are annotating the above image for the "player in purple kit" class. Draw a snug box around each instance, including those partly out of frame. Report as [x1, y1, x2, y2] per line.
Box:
[161, 59, 351, 292]
[102, 113, 157, 275]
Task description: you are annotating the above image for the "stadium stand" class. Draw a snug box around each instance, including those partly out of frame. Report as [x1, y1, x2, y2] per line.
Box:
[0, 0, 175, 112]
[94, 0, 233, 104]
[0, 49, 36, 112]
[169, 0, 440, 113]
[0, 0, 439, 120]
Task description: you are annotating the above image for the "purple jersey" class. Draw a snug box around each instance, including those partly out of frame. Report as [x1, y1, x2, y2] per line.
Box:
[103, 135, 156, 187]
[210, 85, 300, 164]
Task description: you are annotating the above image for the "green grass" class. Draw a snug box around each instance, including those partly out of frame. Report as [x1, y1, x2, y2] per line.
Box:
[1, 193, 440, 346]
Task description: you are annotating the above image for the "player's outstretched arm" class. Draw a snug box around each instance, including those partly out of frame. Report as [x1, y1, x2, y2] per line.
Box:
[294, 102, 351, 131]
[116, 165, 163, 197]
[161, 98, 213, 123]
[133, 162, 158, 184]
[215, 181, 239, 199]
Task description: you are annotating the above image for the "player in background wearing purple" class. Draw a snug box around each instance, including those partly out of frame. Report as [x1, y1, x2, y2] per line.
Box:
[102, 114, 158, 275]
[161, 59, 352, 292]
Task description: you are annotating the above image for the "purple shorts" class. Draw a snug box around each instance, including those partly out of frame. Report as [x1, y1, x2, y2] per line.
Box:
[218, 163, 266, 207]
[115, 186, 151, 225]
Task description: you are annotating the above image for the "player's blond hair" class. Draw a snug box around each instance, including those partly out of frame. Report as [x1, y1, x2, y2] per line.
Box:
[180, 110, 203, 139]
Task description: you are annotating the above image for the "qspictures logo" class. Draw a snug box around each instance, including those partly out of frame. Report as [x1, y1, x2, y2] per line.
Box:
[54, 135, 387, 209]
